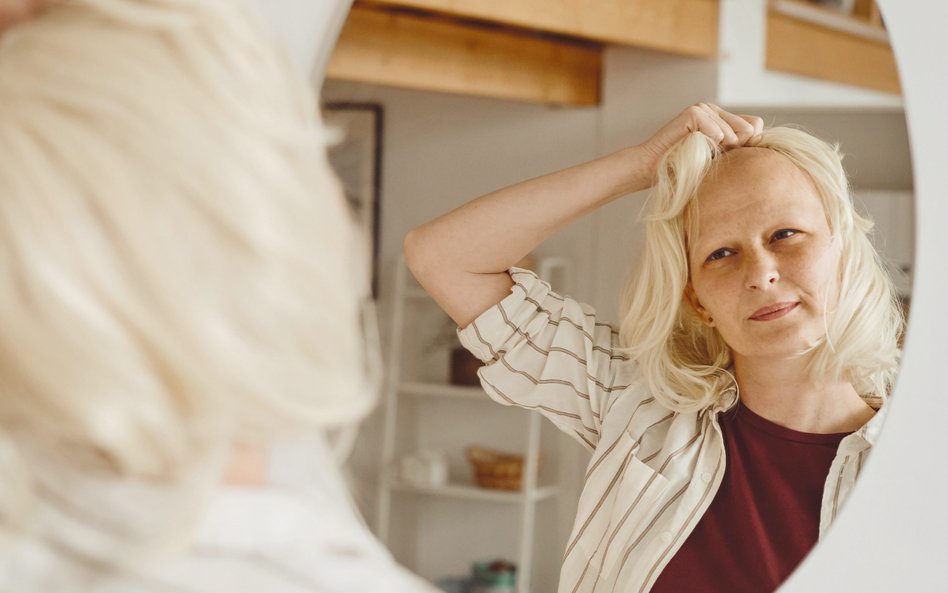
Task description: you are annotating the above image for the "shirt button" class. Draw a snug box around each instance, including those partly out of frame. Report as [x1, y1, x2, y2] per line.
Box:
[701, 472, 713, 483]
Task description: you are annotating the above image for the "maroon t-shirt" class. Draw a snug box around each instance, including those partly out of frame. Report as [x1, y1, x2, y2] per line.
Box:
[650, 402, 850, 593]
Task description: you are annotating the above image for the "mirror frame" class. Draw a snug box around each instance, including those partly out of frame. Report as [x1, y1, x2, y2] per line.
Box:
[782, 2, 948, 590]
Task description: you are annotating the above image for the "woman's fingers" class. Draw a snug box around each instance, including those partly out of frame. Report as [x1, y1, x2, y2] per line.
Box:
[639, 103, 766, 177]
[697, 103, 741, 148]
[682, 103, 725, 144]
[741, 114, 766, 145]
[688, 103, 762, 149]
[740, 114, 765, 137]
[711, 106, 760, 147]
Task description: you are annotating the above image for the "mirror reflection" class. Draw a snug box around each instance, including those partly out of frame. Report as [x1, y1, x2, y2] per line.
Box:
[323, 2, 913, 593]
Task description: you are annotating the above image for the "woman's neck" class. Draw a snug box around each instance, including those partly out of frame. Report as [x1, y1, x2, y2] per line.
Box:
[732, 353, 876, 434]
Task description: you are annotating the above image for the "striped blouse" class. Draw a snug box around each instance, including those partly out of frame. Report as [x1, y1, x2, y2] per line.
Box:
[456, 267, 887, 593]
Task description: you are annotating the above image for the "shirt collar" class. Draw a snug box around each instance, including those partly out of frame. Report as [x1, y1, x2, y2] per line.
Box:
[838, 394, 889, 455]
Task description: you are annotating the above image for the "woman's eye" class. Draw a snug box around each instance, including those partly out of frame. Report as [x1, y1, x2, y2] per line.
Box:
[772, 228, 799, 241]
[706, 248, 734, 262]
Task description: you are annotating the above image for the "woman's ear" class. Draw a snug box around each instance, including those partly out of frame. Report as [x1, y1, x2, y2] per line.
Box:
[684, 282, 715, 327]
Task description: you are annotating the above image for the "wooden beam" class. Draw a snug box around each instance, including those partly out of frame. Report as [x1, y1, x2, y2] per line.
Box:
[326, 6, 601, 106]
[766, 10, 900, 95]
[362, 0, 718, 58]
[869, 1, 883, 28]
[852, 0, 883, 28]
[852, 0, 874, 19]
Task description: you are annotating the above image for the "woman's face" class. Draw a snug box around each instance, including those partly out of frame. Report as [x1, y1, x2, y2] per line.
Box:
[684, 148, 841, 362]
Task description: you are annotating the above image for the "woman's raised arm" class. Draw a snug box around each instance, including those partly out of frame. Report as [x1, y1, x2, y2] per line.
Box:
[403, 103, 763, 328]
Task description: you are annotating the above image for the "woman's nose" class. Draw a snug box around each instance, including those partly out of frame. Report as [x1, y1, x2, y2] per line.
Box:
[744, 250, 780, 290]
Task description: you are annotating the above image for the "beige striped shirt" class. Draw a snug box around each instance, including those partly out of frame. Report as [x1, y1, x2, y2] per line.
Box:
[456, 268, 887, 593]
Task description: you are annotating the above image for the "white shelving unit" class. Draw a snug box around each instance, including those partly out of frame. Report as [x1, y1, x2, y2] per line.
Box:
[376, 257, 569, 593]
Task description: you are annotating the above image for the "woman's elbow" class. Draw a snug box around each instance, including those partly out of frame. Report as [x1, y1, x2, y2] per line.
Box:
[403, 227, 428, 276]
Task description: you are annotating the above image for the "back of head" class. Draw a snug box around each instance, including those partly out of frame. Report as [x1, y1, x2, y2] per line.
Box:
[0, 0, 374, 564]
[617, 127, 903, 412]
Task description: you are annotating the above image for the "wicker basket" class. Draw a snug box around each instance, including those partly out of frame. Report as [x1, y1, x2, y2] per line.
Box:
[466, 446, 524, 491]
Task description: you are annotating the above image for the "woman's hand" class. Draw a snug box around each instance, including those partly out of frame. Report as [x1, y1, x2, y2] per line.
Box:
[637, 103, 764, 183]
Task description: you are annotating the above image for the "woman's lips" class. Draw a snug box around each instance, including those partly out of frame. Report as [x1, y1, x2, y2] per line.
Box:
[749, 302, 799, 321]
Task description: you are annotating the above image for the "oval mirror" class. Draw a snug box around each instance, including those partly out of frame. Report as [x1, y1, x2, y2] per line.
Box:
[287, 1, 945, 591]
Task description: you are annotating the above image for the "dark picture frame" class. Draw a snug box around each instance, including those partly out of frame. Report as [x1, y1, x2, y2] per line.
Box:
[322, 102, 384, 299]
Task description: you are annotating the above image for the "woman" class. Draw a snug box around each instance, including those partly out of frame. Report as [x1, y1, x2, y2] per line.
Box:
[405, 103, 902, 593]
[0, 1, 436, 591]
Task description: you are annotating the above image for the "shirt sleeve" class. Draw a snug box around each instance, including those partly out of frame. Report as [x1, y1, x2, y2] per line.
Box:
[456, 267, 633, 451]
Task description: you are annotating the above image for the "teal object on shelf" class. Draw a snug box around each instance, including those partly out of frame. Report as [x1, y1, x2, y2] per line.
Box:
[471, 559, 517, 592]
[435, 576, 471, 593]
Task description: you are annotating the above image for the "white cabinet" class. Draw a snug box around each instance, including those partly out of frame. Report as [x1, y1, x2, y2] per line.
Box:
[376, 258, 571, 593]
[716, 0, 901, 109]
[603, 0, 901, 116]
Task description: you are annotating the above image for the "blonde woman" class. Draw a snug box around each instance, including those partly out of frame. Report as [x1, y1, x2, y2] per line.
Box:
[0, 1, 437, 591]
[405, 103, 902, 593]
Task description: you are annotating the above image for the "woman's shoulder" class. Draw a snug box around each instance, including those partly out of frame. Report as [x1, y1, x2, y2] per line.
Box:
[599, 378, 728, 438]
[147, 485, 439, 593]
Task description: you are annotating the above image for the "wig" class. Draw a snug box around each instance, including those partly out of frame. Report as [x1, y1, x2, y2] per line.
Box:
[0, 0, 375, 562]
[617, 127, 903, 413]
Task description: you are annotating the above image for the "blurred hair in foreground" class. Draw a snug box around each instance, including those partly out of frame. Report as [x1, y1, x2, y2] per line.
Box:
[0, 0, 375, 566]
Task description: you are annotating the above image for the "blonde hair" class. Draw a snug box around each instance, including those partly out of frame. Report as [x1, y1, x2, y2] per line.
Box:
[0, 0, 374, 559]
[618, 127, 903, 413]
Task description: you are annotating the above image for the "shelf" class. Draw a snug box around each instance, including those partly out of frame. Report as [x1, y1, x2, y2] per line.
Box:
[379, 259, 565, 593]
[327, 5, 601, 107]
[765, 0, 899, 94]
[364, 0, 719, 58]
[399, 381, 487, 400]
[389, 478, 558, 503]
